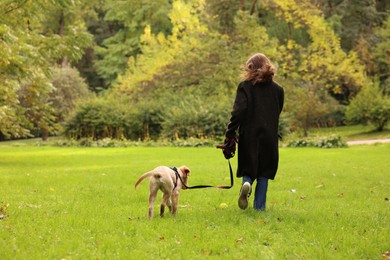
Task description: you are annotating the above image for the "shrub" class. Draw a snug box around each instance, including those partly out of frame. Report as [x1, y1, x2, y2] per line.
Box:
[287, 135, 347, 148]
[346, 83, 390, 131]
[161, 93, 229, 140]
[50, 66, 94, 122]
[63, 98, 132, 140]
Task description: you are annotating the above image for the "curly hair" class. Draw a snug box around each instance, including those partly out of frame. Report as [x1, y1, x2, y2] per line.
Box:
[240, 53, 276, 84]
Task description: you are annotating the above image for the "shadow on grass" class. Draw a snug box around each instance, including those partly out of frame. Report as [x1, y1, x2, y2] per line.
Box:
[346, 128, 390, 140]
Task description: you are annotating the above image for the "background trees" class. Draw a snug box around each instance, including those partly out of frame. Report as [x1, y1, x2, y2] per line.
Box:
[1, 0, 389, 141]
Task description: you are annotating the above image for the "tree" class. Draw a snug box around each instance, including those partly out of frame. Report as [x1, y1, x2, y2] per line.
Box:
[339, 0, 384, 51]
[372, 15, 390, 94]
[346, 82, 390, 131]
[50, 66, 95, 122]
[265, 0, 368, 103]
[204, 0, 240, 33]
[94, 0, 172, 87]
[285, 81, 340, 136]
[0, 0, 93, 140]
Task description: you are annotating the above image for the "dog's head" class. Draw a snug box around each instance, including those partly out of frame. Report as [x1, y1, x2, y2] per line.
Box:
[179, 165, 190, 189]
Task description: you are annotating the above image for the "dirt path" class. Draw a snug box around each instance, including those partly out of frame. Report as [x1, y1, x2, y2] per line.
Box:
[347, 138, 390, 145]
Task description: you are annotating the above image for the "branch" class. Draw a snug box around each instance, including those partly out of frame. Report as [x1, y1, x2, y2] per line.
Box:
[250, 0, 257, 15]
[4, 0, 29, 15]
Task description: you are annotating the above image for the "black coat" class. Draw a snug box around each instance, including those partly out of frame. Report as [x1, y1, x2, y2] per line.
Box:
[226, 80, 284, 180]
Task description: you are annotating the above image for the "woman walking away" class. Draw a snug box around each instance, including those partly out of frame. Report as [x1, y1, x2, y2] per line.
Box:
[223, 53, 284, 211]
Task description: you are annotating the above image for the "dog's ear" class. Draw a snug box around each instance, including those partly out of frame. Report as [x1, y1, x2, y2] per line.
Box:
[180, 166, 191, 176]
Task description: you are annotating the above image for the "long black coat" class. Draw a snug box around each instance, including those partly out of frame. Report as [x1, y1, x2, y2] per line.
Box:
[226, 80, 284, 180]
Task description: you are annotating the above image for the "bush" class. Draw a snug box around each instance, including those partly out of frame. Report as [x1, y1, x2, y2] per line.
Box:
[161, 92, 229, 140]
[63, 98, 134, 140]
[50, 66, 94, 122]
[346, 83, 390, 131]
[287, 135, 347, 148]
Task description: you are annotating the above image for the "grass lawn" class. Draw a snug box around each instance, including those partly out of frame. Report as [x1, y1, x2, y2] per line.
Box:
[1, 144, 389, 259]
[291, 124, 390, 142]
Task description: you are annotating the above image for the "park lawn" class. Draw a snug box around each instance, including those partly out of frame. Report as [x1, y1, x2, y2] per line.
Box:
[294, 124, 390, 141]
[0, 144, 389, 259]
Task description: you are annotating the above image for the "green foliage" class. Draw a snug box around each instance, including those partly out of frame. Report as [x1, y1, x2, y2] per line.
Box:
[109, 1, 286, 141]
[2, 0, 390, 140]
[50, 66, 95, 122]
[372, 15, 390, 94]
[0, 0, 93, 140]
[108, 0, 372, 142]
[94, 0, 172, 85]
[285, 84, 341, 136]
[0, 23, 49, 139]
[64, 88, 229, 141]
[204, 0, 240, 33]
[49, 137, 215, 148]
[338, 0, 383, 51]
[286, 134, 346, 148]
[17, 76, 58, 140]
[161, 89, 230, 140]
[64, 98, 131, 140]
[345, 83, 390, 131]
[269, 0, 368, 102]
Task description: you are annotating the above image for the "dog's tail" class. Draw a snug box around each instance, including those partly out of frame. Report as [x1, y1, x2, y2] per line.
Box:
[134, 171, 158, 190]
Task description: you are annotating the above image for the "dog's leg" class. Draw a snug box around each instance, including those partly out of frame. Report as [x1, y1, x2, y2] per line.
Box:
[160, 192, 171, 217]
[148, 185, 159, 220]
[167, 198, 172, 213]
[171, 191, 179, 217]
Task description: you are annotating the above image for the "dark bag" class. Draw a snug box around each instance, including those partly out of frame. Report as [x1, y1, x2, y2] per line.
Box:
[216, 137, 237, 159]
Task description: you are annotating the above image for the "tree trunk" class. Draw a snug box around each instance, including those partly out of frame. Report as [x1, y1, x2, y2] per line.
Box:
[58, 10, 69, 66]
[41, 128, 49, 141]
[240, 0, 245, 11]
[250, 0, 257, 15]
[143, 123, 150, 140]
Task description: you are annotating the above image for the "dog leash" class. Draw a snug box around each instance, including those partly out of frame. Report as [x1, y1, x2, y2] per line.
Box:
[171, 159, 234, 190]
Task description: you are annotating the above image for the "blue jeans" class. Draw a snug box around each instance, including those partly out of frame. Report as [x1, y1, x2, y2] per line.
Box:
[242, 175, 269, 210]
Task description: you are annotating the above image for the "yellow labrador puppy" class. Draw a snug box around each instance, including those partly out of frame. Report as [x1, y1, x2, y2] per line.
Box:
[135, 165, 190, 219]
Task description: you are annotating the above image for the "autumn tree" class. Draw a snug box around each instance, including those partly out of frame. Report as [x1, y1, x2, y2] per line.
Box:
[94, 0, 172, 86]
[0, 0, 92, 140]
[346, 82, 390, 131]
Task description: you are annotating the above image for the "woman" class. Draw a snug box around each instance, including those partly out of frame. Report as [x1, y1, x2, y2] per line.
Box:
[225, 53, 284, 211]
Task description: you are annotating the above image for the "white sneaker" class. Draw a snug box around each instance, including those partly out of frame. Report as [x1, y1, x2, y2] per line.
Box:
[238, 182, 251, 210]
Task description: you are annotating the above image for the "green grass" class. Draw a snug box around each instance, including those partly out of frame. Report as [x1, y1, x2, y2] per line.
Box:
[309, 124, 390, 141]
[1, 144, 390, 259]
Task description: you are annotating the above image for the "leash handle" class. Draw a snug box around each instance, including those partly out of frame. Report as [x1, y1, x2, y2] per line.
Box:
[215, 159, 234, 189]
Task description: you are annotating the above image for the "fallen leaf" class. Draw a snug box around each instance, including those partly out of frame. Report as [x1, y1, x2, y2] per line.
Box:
[382, 251, 390, 259]
[256, 219, 267, 225]
[236, 237, 243, 243]
[338, 193, 344, 198]
[18, 203, 41, 209]
[300, 195, 306, 200]
[202, 249, 211, 255]
[0, 203, 9, 214]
